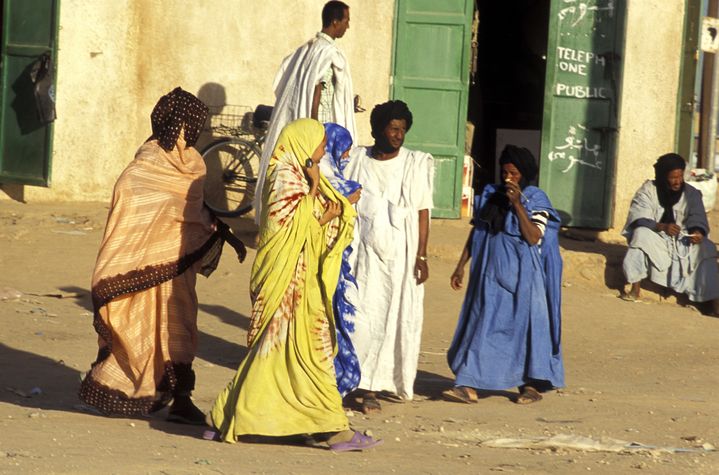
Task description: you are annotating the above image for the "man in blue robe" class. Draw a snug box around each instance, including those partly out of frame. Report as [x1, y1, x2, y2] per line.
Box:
[444, 145, 564, 404]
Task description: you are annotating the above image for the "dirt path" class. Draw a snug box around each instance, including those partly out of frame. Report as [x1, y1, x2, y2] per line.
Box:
[1, 201, 718, 474]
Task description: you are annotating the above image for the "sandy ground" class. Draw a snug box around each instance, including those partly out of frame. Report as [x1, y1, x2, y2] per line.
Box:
[1, 200, 718, 475]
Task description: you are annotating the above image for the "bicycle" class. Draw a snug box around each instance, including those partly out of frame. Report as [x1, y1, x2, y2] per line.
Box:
[201, 104, 272, 217]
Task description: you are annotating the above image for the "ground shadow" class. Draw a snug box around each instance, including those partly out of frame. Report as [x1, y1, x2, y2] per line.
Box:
[146, 411, 212, 441]
[196, 330, 248, 370]
[0, 183, 25, 202]
[56, 285, 93, 312]
[413, 370, 517, 403]
[413, 370, 455, 400]
[558, 233, 627, 290]
[223, 215, 259, 250]
[0, 343, 82, 412]
[199, 303, 250, 330]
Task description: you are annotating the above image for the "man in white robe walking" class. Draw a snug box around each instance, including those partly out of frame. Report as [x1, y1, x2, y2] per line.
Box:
[345, 100, 434, 412]
[254, 1, 356, 220]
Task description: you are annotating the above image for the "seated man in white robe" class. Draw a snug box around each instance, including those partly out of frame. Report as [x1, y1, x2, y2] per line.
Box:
[622, 152, 719, 315]
[344, 100, 434, 412]
[254, 1, 356, 221]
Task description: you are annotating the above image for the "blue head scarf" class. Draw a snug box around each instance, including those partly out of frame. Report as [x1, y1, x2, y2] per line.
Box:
[323, 123, 361, 196]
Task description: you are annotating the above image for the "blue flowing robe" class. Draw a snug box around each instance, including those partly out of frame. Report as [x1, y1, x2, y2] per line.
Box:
[447, 185, 565, 390]
[319, 123, 362, 397]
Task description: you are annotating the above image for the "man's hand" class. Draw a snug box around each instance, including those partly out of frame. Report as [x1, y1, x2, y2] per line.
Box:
[689, 232, 704, 244]
[450, 266, 464, 290]
[505, 180, 522, 205]
[658, 222, 681, 237]
[415, 257, 429, 284]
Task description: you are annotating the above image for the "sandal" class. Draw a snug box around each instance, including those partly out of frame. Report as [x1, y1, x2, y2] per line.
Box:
[619, 292, 641, 303]
[441, 386, 478, 404]
[516, 386, 543, 405]
[361, 395, 382, 414]
[377, 391, 404, 403]
[329, 431, 383, 452]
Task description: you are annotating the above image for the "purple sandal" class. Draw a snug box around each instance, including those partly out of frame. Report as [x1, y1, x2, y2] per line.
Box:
[329, 431, 383, 452]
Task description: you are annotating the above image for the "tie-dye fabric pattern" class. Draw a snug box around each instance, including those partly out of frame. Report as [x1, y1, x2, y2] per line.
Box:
[322, 123, 361, 397]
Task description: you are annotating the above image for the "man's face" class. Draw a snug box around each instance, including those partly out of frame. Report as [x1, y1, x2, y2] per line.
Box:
[667, 169, 684, 192]
[334, 8, 350, 38]
[382, 119, 407, 151]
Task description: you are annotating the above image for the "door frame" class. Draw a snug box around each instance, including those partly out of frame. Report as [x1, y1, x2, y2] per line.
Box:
[0, 0, 61, 186]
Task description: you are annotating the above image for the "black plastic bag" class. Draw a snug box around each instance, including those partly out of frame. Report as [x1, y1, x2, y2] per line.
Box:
[30, 52, 56, 124]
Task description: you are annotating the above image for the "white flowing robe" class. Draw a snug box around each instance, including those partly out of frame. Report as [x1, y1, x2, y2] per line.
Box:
[622, 180, 719, 302]
[345, 146, 434, 399]
[254, 33, 356, 222]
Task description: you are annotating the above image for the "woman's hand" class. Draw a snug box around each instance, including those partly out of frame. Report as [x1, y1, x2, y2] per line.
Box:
[227, 235, 247, 263]
[415, 257, 429, 284]
[347, 187, 362, 204]
[304, 159, 321, 196]
[318, 200, 342, 226]
[505, 180, 522, 205]
[215, 220, 247, 263]
[450, 266, 464, 290]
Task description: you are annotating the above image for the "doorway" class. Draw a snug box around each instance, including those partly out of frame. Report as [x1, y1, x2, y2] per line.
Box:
[467, 0, 550, 191]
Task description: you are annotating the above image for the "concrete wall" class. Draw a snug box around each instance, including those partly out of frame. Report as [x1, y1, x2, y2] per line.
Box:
[611, 0, 686, 230]
[2, 0, 394, 202]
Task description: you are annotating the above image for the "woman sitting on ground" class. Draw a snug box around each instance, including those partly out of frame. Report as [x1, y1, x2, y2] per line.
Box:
[444, 145, 564, 405]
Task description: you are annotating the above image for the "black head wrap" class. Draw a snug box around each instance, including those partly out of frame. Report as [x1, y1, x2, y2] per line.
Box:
[370, 100, 413, 153]
[478, 145, 538, 234]
[498, 145, 538, 188]
[653, 153, 686, 224]
[151, 87, 209, 151]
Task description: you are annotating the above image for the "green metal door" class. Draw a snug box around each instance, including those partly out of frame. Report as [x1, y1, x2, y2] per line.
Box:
[539, 0, 625, 228]
[391, 0, 473, 218]
[0, 0, 60, 186]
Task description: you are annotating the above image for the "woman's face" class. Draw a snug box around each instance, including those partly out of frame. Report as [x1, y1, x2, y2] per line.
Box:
[667, 169, 684, 191]
[501, 163, 522, 184]
[310, 135, 328, 164]
[340, 146, 351, 160]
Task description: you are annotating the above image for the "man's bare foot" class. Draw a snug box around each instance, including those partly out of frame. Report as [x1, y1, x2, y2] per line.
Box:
[516, 385, 542, 404]
[441, 386, 478, 404]
[621, 282, 642, 302]
[361, 392, 381, 414]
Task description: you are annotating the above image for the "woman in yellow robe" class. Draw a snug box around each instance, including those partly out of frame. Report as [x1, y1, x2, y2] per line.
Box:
[211, 119, 381, 451]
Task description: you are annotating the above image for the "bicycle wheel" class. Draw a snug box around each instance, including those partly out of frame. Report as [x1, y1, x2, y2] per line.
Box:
[201, 137, 261, 217]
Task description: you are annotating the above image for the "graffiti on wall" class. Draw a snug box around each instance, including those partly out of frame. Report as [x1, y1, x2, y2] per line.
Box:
[547, 123, 603, 173]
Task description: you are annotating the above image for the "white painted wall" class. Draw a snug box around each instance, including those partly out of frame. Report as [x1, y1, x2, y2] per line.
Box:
[1, 0, 395, 202]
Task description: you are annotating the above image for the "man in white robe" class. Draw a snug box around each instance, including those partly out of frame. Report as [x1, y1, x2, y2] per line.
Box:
[345, 100, 434, 411]
[254, 1, 356, 221]
[622, 153, 719, 314]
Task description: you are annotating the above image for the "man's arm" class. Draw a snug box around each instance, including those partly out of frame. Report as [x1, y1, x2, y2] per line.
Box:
[311, 83, 322, 120]
[414, 208, 430, 284]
